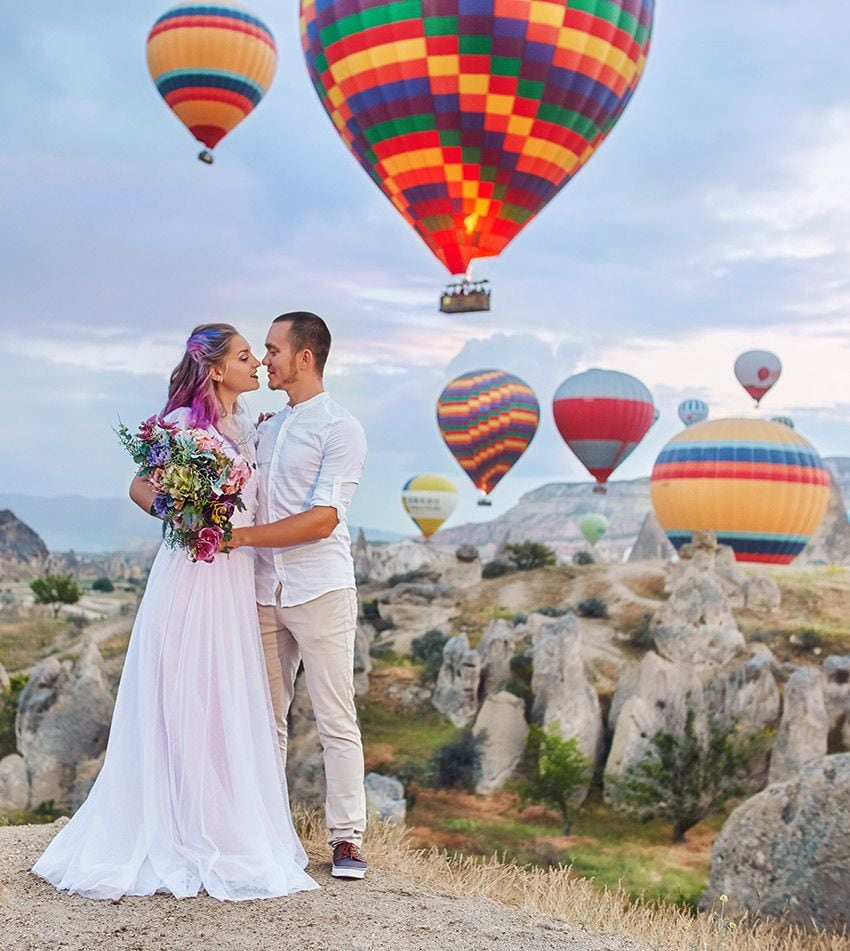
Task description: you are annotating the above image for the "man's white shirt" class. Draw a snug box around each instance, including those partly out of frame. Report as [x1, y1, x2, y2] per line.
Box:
[254, 391, 367, 608]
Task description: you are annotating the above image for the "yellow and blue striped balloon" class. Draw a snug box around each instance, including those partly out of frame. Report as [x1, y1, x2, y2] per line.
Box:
[651, 418, 830, 564]
[146, 3, 277, 158]
[401, 474, 458, 539]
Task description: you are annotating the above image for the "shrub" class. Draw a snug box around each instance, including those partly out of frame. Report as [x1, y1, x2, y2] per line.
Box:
[503, 542, 556, 572]
[432, 731, 480, 791]
[512, 612, 528, 626]
[91, 577, 114, 593]
[517, 725, 590, 834]
[535, 605, 570, 618]
[627, 612, 655, 651]
[576, 597, 608, 619]
[572, 550, 595, 566]
[29, 574, 81, 617]
[0, 674, 29, 758]
[387, 569, 441, 587]
[482, 560, 512, 579]
[505, 652, 534, 719]
[411, 628, 449, 682]
[797, 629, 824, 651]
[361, 598, 380, 621]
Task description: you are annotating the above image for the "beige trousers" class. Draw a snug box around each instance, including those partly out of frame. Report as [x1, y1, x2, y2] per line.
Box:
[257, 588, 365, 848]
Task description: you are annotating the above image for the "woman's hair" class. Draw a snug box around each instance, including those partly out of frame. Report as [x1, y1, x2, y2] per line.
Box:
[162, 323, 239, 428]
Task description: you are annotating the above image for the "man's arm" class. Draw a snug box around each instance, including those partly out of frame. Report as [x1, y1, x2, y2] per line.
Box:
[230, 506, 338, 549]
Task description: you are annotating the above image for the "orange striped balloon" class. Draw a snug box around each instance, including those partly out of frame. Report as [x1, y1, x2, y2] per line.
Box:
[147, 3, 277, 159]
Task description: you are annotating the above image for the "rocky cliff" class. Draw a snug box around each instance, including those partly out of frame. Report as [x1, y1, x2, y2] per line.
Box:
[0, 511, 49, 580]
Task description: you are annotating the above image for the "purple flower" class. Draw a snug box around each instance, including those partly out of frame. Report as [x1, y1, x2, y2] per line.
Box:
[147, 441, 171, 466]
[152, 494, 171, 518]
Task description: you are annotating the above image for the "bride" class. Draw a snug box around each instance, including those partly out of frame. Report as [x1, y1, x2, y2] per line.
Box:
[32, 324, 319, 901]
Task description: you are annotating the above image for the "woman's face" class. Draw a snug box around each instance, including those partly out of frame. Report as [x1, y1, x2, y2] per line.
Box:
[215, 334, 261, 395]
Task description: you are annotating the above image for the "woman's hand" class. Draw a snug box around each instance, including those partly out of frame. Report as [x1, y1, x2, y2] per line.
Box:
[227, 527, 249, 550]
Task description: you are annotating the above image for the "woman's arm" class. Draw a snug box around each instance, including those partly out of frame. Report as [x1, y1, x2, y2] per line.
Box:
[129, 475, 157, 517]
[228, 506, 338, 549]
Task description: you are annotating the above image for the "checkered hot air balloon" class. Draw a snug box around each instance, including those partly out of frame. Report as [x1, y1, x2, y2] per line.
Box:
[300, 0, 655, 275]
[552, 368, 655, 491]
[147, 3, 277, 163]
[436, 369, 539, 501]
[651, 418, 830, 564]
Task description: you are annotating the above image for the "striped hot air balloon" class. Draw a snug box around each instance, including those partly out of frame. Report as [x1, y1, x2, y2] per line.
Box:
[437, 369, 539, 501]
[678, 399, 709, 427]
[552, 368, 655, 490]
[401, 474, 459, 538]
[300, 0, 655, 275]
[146, 3, 277, 162]
[651, 418, 830, 564]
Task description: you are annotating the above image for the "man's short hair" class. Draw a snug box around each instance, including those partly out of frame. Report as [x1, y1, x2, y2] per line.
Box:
[274, 311, 331, 374]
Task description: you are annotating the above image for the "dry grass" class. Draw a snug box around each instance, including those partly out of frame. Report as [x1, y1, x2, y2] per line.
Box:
[294, 812, 850, 951]
[0, 617, 66, 671]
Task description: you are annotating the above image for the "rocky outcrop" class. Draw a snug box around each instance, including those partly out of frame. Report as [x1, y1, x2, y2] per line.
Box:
[651, 536, 745, 667]
[13, 642, 112, 811]
[531, 615, 602, 795]
[432, 635, 481, 728]
[477, 619, 516, 697]
[0, 754, 28, 811]
[824, 656, 850, 749]
[472, 691, 528, 794]
[364, 772, 406, 823]
[352, 529, 372, 584]
[285, 672, 325, 809]
[605, 651, 703, 797]
[768, 667, 828, 785]
[0, 510, 49, 580]
[703, 753, 850, 929]
[744, 573, 781, 613]
[354, 622, 374, 696]
[703, 648, 781, 735]
[628, 511, 676, 562]
[378, 583, 457, 648]
[0, 663, 9, 694]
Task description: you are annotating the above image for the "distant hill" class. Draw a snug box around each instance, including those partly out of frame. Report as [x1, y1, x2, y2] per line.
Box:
[0, 495, 404, 554]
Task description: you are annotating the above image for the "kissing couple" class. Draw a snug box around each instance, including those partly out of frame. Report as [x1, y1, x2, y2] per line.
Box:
[32, 312, 368, 900]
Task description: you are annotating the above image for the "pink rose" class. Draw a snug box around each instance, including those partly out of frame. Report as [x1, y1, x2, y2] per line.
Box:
[194, 526, 223, 563]
[221, 458, 251, 494]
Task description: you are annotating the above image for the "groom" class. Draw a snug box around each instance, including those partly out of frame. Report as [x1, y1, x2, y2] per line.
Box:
[235, 311, 368, 879]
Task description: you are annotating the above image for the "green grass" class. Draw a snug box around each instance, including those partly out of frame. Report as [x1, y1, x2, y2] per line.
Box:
[0, 618, 64, 671]
[358, 698, 457, 762]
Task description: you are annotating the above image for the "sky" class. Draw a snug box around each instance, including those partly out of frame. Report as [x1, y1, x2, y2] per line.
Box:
[2, 1, 850, 536]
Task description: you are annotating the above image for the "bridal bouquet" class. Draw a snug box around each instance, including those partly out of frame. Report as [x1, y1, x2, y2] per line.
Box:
[116, 416, 252, 562]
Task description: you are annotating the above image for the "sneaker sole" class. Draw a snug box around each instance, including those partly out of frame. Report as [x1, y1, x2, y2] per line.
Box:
[331, 865, 366, 879]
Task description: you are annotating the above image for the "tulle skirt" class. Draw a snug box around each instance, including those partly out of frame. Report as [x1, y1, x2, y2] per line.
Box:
[32, 543, 318, 901]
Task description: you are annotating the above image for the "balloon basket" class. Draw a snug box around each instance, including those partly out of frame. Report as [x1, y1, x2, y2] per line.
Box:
[477, 498, 493, 507]
[198, 150, 214, 165]
[439, 279, 491, 314]
[592, 485, 608, 495]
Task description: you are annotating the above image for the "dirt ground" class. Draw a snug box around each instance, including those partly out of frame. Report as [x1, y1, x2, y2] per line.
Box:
[0, 821, 651, 951]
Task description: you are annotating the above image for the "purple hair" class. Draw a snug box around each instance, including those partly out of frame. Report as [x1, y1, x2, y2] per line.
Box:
[162, 323, 238, 429]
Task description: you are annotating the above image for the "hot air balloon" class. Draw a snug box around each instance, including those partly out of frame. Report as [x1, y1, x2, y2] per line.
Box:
[678, 399, 709, 427]
[401, 474, 459, 538]
[580, 512, 608, 546]
[300, 0, 655, 307]
[437, 369, 539, 504]
[651, 418, 829, 564]
[734, 351, 781, 406]
[771, 416, 795, 429]
[552, 369, 655, 493]
[147, 3, 277, 163]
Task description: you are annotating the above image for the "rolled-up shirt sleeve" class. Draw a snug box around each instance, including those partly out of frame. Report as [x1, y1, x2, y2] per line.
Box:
[309, 417, 367, 520]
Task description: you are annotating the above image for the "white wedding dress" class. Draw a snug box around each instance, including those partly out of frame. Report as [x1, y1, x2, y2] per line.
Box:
[32, 408, 318, 901]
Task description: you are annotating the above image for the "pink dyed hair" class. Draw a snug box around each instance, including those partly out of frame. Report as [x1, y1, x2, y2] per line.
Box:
[162, 323, 238, 429]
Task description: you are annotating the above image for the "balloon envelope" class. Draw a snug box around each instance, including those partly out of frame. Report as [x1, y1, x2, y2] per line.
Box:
[437, 369, 539, 496]
[147, 2, 277, 152]
[734, 350, 781, 405]
[678, 399, 708, 427]
[771, 416, 794, 429]
[651, 418, 829, 564]
[552, 369, 655, 485]
[580, 512, 608, 546]
[402, 474, 458, 538]
[300, 0, 655, 275]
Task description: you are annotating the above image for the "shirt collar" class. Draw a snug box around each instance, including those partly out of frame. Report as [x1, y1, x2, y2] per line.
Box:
[287, 391, 329, 413]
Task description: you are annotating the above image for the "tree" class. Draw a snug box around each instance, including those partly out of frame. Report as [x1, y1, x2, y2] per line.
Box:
[518, 725, 590, 834]
[615, 706, 764, 843]
[503, 542, 556, 572]
[411, 628, 449, 682]
[91, 577, 114, 593]
[29, 574, 82, 618]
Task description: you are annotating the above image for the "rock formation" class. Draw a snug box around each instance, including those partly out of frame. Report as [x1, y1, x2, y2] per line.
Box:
[378, 583, 457, 650]
[704, 753, 850, 929]
[823, 655, 850, 749]
[364, 772, 406, 823]
[472, 691, 528, 794]
[531, 615, 602, 798]
[13, 642, 113, 810]
[768, 667, 828, 785]
[285, 673, 326, 808]
[0, 510, 49, 580]
[432, 635, 481, 728]
[796, 475, 850, 566]
[353, 622, 374, 696]
[627, 511, 676, 562]
[477, 619, 516, 697]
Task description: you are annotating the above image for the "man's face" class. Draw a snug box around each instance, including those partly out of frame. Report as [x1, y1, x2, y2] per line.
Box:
[263, 321, 300, 392]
